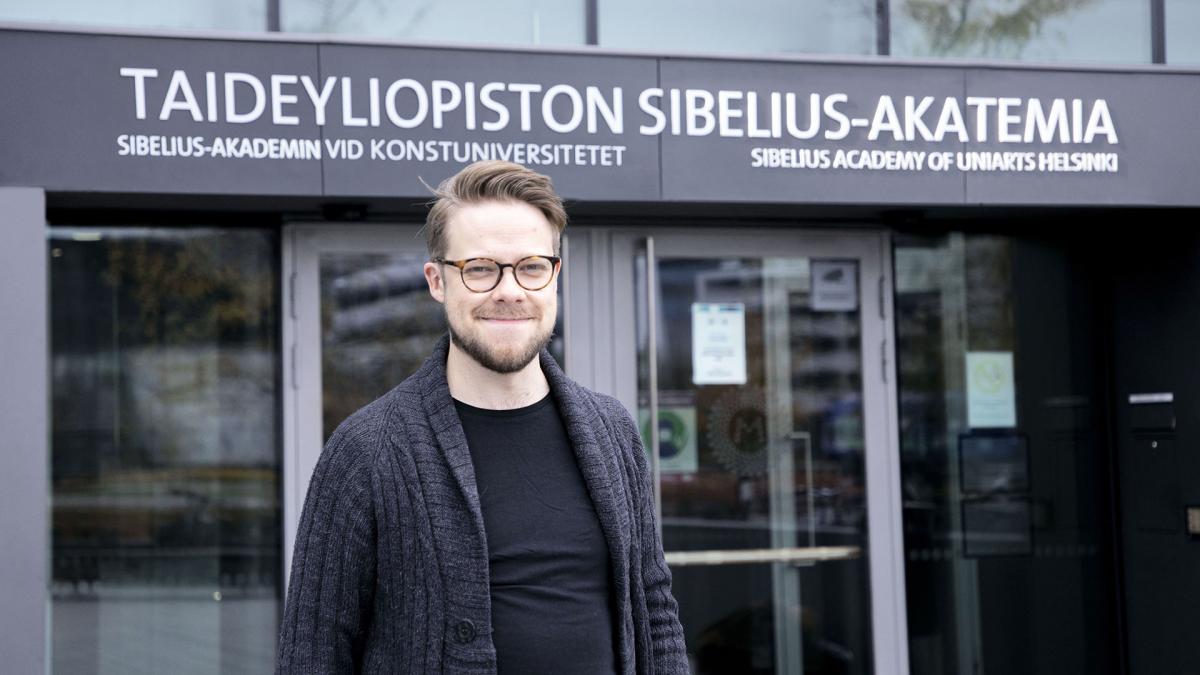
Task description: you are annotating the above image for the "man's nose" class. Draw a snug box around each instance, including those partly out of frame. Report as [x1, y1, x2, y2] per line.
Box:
[490, 266, 525, 299]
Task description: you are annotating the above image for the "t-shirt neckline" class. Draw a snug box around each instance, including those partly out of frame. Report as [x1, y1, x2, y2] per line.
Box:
[452, 391, 554, 419]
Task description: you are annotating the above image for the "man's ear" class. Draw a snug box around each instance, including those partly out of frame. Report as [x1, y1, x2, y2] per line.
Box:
[423, 261, 446, 304]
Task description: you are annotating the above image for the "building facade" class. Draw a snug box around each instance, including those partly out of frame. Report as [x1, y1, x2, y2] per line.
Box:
[2, 3, 1199, 674]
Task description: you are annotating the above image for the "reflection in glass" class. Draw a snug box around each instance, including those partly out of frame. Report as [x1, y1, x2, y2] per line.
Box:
[894, 233, 1118, 675]
[320, 252, 564, 440]
[891, 0, 1150, 63]
[1166, 0, 1200, 65]
[600, 0, 876, 55]
[282, 0, 585, 46]
[49, 228, 281, 674]
[0, 0, 265, 31]
[636, 255, 872, 674]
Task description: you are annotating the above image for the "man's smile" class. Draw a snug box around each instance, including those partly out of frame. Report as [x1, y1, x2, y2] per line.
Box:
[476, 312, 536, 322]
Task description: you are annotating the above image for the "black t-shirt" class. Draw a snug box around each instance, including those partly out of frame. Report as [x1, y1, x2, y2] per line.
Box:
[454, 393, 618, 675]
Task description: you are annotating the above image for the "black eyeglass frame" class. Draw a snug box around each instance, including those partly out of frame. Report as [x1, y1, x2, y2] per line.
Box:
[433, 255, 562, 292]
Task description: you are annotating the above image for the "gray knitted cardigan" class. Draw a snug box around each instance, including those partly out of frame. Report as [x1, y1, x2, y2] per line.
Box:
[276, 336, 689, 674]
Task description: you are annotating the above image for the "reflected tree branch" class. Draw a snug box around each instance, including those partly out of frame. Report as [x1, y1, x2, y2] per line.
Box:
[902, 0, 1095, 57]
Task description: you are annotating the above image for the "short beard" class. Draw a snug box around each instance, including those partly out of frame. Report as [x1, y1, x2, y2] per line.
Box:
[448, 321, 553, 374]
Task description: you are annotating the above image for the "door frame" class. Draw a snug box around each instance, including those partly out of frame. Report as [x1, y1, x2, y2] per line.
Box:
[584, 225, 908, 675]
[280, 223, 909, 675]
[281, 223, 427, 589]
[281, 222, 576, 589]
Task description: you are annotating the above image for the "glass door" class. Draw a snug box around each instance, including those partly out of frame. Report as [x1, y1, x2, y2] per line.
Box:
[610, 229, 907, 675]
[282, 224, 438, 581]
[281, 224, 565, 583]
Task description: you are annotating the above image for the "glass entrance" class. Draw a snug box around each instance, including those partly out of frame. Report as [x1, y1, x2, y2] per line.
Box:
[613, 230, 906, 675]
[282, 224, 563, 578]
[282, 224, 906, 674]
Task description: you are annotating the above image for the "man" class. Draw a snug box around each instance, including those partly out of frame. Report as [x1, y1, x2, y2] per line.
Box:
[276, 160, 689, 674]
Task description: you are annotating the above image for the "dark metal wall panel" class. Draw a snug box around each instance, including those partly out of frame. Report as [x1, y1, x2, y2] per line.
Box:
[1, 28, 1197, 208]
[0, 31, 324, 195]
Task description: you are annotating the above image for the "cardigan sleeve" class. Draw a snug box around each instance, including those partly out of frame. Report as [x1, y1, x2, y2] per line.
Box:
[620, 404, 691, 674]
[276, 420, 379, 674]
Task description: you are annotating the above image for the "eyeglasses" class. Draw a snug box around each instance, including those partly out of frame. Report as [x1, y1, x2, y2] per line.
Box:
[434, 255, 561, 292]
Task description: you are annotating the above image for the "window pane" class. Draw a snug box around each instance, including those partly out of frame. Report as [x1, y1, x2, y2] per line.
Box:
[600, 0, 876, 55]
[282, 0, 585, 47]
[0, 0, 266, 31]
[320, 250, 565, 441]
[891, 0, 1150, 63]
[49, 227, 281, 675]
[894, 232, 1119, 675]
[1166, 0, 1200, 65]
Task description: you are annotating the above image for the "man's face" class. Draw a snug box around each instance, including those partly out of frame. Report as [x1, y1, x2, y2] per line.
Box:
[423, 199, 559, 374]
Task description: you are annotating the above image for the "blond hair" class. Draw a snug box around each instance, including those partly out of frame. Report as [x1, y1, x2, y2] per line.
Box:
[423, 160, 567, 259]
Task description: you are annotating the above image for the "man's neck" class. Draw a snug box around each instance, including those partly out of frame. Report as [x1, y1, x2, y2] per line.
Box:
[445, 341, 550, 410]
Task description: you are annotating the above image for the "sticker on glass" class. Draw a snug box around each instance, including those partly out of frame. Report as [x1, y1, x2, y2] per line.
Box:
[966, 351, 1017, 428]
[811, 260, 858, 312]
[639, 406, 698, 474]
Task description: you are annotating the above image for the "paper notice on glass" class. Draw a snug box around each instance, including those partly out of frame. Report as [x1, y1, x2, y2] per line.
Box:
[966, 351, 1017, 428]
[692, 303, 747, 385]
[811, 260, 858, 312]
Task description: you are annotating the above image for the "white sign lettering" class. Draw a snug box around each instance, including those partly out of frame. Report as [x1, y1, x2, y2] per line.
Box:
[116, 67, 1123, 174]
